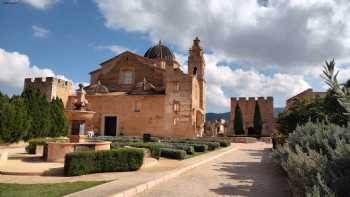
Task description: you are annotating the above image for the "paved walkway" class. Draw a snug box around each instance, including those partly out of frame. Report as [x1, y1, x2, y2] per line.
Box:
[137, 142, 290, 197]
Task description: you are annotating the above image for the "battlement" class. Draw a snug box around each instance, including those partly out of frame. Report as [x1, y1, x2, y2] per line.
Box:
[24, 77, 72, 107]
[231, 96, 273, 102]
[25, 77, 72, 87]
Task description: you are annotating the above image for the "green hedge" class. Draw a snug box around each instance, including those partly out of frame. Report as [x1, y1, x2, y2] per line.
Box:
[111, 142, 164, 160]
[25, 138, 47, 154]
[160, 148, 186, 160]
[201, 139, 230, 147]
[192, 144, 208, 152]
[163, 143, 195, 155]
[64, 148, 144, 176]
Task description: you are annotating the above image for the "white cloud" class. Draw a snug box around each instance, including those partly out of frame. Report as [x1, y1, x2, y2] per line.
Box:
[95, 0, 350, 74]
[0, 48, 69, 94]
[203, 53, 311, 112]
[95, 44, 131, 54]
[22, 0, 58, 10]
[32, 25, 50, 38]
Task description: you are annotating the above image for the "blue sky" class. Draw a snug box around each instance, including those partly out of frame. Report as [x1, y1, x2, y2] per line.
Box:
[1, 0, 350, 112]
[0, 0, 151, 82]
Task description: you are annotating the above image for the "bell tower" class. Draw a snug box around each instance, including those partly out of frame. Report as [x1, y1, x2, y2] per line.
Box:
[188, 37, 205, 80]
[188, 37, 206, 110]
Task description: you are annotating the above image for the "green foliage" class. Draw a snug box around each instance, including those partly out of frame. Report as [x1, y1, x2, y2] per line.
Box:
[323, 89, 349, 126]
[25, 138, 47, 154]
[163, 143, 195, 154]
[112, 142, 164, 159]
[160, 148, 186, 160]
[193, 144, 208, 152]
[49, 98, 68, 137]
[64, 148, 144, 176]
[234, 104, 244, 135]
[21, 86, 51, 139]
[253, 102, 263, 135]
[198, 138, 231, 147]
[0, 95, 31, 143]
[277, 99, 326, 135]
[273, 122, 350, 197]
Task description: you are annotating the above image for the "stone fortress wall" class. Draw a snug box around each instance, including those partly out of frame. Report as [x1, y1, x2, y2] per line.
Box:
[24, 77, 72, 107]
[229, 96, 274, 136]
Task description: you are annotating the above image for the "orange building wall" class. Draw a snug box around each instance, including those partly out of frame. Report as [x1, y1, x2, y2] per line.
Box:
[229, 97, 274, 136]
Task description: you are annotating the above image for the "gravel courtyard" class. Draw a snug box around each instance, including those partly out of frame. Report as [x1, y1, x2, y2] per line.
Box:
[138, 142, 291, 197]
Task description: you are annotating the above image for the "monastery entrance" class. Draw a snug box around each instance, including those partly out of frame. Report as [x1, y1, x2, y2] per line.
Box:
[104, 116, 117, 136]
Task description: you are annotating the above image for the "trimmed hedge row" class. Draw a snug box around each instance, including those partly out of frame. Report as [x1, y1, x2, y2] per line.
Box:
[163, 143, 195, 155]
[112, 142, 165, 159]
[160, 148, 186, 160]
[192, 144, 208, 152]
[94, 136, 160, 143]
[64, 148, 144, 176]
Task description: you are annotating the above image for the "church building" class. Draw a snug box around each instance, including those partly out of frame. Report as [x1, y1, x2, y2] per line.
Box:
[25, 37, 206, 138]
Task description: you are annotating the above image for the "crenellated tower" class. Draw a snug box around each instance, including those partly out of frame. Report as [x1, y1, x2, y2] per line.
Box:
[188, 37, 206, 110]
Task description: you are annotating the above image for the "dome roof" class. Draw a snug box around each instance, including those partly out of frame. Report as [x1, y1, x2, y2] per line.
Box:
[144, 41, 175, 61]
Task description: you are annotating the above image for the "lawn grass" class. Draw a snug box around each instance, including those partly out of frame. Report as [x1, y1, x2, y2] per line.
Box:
[0, 181, 106, 197]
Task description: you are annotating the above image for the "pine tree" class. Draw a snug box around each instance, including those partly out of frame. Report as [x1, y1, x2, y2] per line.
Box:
[22, 86, 51, 139]
[253, 102, 263, 136]
[234, 104, 244, 135]
[49, 97, 68, 137]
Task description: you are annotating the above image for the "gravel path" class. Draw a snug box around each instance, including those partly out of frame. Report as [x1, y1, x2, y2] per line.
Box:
[137, 142, 291, 197]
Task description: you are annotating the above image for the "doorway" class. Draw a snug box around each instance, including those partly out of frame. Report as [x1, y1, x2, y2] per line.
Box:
[104, 116, 117, 136]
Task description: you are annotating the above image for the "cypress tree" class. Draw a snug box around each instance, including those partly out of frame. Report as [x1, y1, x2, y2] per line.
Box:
[253, 102, 263, 136]
[234, 104, 244, 135]
[0, 95, 30, 143]
[49, 97, 68, 137]
[22, 86, 51, 139]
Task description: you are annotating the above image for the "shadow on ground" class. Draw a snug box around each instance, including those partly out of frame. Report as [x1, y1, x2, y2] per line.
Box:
[210, 147, 291, 197]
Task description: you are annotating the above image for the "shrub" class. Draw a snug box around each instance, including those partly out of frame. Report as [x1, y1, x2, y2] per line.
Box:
[164, 139, 220, 151]
[204, 142, 220, 150]
[272, 122, 350, 197]
[64, 148, 144, 176]
[163, 143, 195, 155]
[197, 138, 231, 147]
[143, 133, 151, 142]
[25, 138, 47, 154]
[111, 142, 164, 160]
[216, 140, 230, 147]
[193, 144, 208, 152]
[160, 148, 186, 160]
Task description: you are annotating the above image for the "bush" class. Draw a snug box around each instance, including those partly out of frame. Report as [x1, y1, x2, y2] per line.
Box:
[216, 140, 230, 147]
[272, 122, 350, 197]
[163, 143, 195, 155]
[197, 138, 231, 147]
[64, 148, 144, 176]
[25, 138, 47, 154]
[193, 144, 208, 152]
[204, 142, 220, 150]
[160, 148, 186, 160]
[111, 142, 164, 159]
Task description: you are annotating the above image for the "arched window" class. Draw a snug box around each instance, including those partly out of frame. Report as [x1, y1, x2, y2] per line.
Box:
[193, 67, 198, 75]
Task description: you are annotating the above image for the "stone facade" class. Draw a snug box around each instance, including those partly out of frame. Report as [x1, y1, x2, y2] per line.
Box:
[24, 38, 206, 138]
[24, 77, 72, 107]
[229, 97, 274, 136]
[285, 88, 326, 110]
[204, 119, 227, 137]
